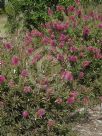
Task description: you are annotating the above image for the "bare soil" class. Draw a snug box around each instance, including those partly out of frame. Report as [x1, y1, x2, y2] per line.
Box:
[74, 105, 102, 136]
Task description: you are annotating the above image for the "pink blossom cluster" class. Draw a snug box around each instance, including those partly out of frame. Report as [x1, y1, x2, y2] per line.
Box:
[0, 75, 6, 84]
[67, 91, 78, 104]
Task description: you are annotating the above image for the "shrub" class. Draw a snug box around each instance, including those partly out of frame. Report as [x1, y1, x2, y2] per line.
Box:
[5, 0, 74, 31]
[0, 0, 5, 14]
[5, 0, 102, 32]
[4, 0, 70, 31]
[0, 1, 102, 135]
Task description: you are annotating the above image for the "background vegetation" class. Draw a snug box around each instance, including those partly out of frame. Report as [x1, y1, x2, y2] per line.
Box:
[4, 0, 102, 32]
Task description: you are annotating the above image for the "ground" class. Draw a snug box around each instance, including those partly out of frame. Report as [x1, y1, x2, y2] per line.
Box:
[74, 105, 102, 136]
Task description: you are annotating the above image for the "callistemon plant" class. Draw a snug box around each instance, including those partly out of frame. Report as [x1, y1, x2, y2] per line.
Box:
[0, 1, 102, 135]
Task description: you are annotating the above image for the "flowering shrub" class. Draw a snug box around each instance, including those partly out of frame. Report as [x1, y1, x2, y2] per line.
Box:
[6, 0, 69, 31]
[0, 1, 102, 135]
[5, 0, 102, 32]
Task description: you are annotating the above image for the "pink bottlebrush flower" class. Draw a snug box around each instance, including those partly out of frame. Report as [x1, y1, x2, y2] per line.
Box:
[67, 96, 75, 104]
[69, 15, 75, 21]
[35, 54, 42, 61]
[68, 55, 78, 62]
[56, 5, 65, 12]
[47, 29, 53, 34]
[23, 86, 32, 93]
[48, 8, 53, 16]
[82, 61, 91, 68]
[67, 6, 75, 13]
[47, 119, 55, 127]
[57, 54, 64, 62]
[79, 52, 84, 58]
[31, 30, 42, 37]
[42, 36, 50, 45]
[70, 46, 78, 52]
[69, 91, 78, 98]
[21, 69, 29, 77]
[59, 41, 65, 48]
[55, 97, 63, 104]
[77, 10, 82, 17]
[98, 15, 102, 21]
[87, 46, 101, 54]
[62, 71, 74, 81]
[51, 33, 55, 39]
[94, 53, 102, 59]
[83, 27, 90, 35]
[53, 22, 68, 31]
[32, 54, 42, 64]
[22, 111, 29, 118]
[59, 34, 67, 42]
[24, 35, 32, 46]
[98, 23, 102, 29]
[11, 56, 20, 66]
[83, 15, 90, 21]
[87, 46, 96, 53]
[79, 72, 84, 79]
[0, 75, 6, 84]
[27, 48, 34, 55]
[95, 48, 101, 54]
[31, 58, 36, 65]
[36, 108, 46, 118]
[65, 22, 69, 29]
[45, 22, 52, 29]
[75, 0, 80, 4]
[89, 11, 95, 18]
[50, 39, 56, 46]
[4, 43, 13, 50]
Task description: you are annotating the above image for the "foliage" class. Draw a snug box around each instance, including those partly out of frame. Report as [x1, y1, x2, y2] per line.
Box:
[5, 0, 102, 32]
[0, 0, 5, 14]
[0, 1, 102, 135]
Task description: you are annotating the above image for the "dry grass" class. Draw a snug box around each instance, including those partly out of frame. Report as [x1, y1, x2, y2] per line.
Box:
[86, 4, 102, 13]
[0, 15, 7, 37]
